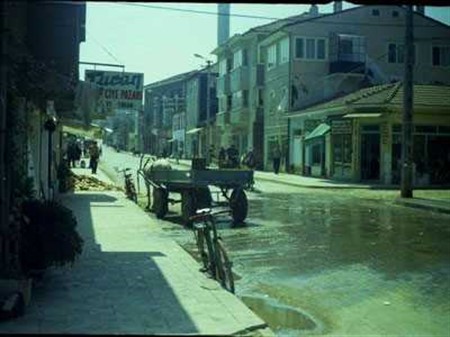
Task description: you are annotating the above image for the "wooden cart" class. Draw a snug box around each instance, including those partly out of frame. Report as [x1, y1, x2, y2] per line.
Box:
[138, 162, 253, 224]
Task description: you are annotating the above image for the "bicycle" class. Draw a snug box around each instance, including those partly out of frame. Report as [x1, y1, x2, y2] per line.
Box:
[119, 168, 137, 203]
[189, 208, 235, 293]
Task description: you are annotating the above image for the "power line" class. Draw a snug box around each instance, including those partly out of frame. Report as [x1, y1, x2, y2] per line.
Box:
[85, 31, 123, 65]
[119, 2, 283, 21]
[115, 3, 447, 28]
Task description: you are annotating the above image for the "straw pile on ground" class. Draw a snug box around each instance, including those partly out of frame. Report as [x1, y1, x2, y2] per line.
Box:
[67, 172, 121, 191]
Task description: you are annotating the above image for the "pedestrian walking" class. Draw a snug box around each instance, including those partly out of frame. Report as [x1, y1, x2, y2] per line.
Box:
[218, 147, 226, 168]
[226, 145, 239, 168]
[272, 143, 281, 174]
[67, 142, 77, 168]
[89, 141, 100, 174]
[242, 148, 256, 170]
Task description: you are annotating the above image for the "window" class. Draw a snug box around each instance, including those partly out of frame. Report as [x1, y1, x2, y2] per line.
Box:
[242, 49, 248, 66]
[306, 39, 315, 59]
[392, 10, 399, 17]
[219, 59, 227, 76]
[257, 89, 264, 106]
[233, 49, 242, 69]
[279, 37, 289, 64]
[232, 91, 242, 109]
[372, 9, 380, 16]
[226, 95, 232, 111]
[242, 90, 249, 107]
[333, 134, 352, 164]
[295, 37, 327, 60]
[432, 46, 450, 66]
[267, 43, 277, 69]
[388, 43, 416, 64]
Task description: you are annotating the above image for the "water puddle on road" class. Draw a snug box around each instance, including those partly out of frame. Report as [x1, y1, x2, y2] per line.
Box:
[240, 295, 323, 336]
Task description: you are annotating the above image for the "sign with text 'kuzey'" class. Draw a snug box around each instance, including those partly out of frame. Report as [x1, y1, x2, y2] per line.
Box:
[85, 70, 144, 115]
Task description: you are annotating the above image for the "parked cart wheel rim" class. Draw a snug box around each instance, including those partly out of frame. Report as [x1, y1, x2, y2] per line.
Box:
[153, 187, 168, 219]
[230, 188, 248, 224]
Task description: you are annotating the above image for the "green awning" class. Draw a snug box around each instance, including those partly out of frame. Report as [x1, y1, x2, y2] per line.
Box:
[304, 123, 330, 141]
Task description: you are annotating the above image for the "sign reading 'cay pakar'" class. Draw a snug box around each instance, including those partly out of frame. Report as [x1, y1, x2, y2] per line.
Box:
[85, 70, 144, 114]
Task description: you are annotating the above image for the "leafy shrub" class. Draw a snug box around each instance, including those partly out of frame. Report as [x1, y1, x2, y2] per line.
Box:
[20, 199, 83, 274]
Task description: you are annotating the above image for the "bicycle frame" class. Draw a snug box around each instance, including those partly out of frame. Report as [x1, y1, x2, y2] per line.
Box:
[190, 209, 234, 293]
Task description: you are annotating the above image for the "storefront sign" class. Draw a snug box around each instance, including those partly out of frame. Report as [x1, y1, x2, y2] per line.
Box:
[85, 70, 144, 116]
[331, 120, 352, 134]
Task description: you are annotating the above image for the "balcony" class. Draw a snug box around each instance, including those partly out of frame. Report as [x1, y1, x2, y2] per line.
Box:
[230, 67, 250, 92]
[229, 107, 249, 126]
[217, 75, 230, 95]
[215, 111, 230, 128]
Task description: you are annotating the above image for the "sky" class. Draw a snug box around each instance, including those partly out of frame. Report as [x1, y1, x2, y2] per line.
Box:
[79, 2, 450, 85]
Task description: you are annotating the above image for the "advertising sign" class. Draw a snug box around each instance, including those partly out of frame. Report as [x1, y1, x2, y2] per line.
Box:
[331, 120, 352, 134]
[85, 70, 144, 116]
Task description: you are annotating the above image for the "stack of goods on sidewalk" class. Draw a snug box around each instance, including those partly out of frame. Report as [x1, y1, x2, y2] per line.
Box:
[72, 174, 120, 191]
[58, 166, 119, 192]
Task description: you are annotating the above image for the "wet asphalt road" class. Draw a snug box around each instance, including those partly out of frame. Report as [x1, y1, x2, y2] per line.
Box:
[100, 147, 450, 336]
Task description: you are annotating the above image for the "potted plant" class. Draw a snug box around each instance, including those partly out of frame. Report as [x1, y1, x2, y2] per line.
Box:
[20, 199, 84, 277]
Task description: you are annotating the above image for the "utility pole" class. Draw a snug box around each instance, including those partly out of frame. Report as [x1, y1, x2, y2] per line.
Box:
[0, 0, 10, 276]
[401, 5, 414, 198]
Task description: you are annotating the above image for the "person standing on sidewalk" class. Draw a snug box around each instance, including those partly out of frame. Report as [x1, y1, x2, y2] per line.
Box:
[89, 141, 100, 174]
[272, 143, 281, 174]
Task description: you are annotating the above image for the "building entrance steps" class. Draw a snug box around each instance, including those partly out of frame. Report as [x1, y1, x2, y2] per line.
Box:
[0, 191, 270, 335]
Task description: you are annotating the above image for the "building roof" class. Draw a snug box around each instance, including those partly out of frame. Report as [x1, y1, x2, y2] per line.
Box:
[288, 83, 450, 118]
[144, 69, 199, 89]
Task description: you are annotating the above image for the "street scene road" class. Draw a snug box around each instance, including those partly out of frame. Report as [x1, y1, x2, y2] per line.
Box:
[98, 146, 450, 336]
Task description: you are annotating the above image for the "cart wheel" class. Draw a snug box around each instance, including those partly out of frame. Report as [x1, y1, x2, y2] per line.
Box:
[195, 187, 212, 209]
[230, 188, 248, 224]
[153, 187, 168, 219]
[182, 191, 196, 226]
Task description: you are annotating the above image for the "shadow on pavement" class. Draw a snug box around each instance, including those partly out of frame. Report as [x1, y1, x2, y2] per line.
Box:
[0, 192, 199, 334]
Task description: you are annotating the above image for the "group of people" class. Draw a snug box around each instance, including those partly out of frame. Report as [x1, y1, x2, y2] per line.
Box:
[66, 139, 101, 174]
[215, 143, 282, 174]
[217, 145, 255, 170]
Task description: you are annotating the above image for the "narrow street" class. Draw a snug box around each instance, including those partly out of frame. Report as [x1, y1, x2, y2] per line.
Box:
[99, 147, 450, 336]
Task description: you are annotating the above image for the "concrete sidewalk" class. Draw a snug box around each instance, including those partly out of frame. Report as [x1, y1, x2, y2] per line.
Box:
[0, 190, 270, 335]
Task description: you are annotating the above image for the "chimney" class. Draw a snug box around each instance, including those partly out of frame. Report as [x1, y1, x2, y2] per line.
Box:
[334, 1, 343, 13]
[309, 4, 319, 17]
[217, 4, 230, 47]
[415, 5, 425, 15]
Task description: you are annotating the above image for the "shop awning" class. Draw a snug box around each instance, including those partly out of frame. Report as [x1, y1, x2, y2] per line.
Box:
[343, 113, 382, 118]
[186, 127, 203, 135]
[304, 123, 330, 141]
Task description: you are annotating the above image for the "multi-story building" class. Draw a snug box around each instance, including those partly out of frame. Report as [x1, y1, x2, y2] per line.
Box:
[1, 1, 85, 276]
[255, 4, 450, 180]
[213, 1, 450, 177]
[143, 68, 217, 159]
[211, 7, 322, 169]
[143, 71, 195, 156]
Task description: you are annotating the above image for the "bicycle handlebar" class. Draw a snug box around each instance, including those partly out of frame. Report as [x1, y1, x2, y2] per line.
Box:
[118, 168, 132, 173]
[189, 208, 231, 222]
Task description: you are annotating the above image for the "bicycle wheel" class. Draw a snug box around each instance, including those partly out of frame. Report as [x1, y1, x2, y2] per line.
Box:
[203, 226, 216, 279]
[215, 239, 235, 293]
[195, 226, 209, 272]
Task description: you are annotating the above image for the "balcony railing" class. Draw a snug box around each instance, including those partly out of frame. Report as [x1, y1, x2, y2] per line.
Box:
[229, 107, 249, 126]
[217, 75, 230, 95]
[215, 111, 230, 128]
[230, 67, 250, 92]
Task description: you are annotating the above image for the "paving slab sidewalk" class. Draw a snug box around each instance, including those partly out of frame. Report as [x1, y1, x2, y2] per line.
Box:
[0, 190, 270, 335]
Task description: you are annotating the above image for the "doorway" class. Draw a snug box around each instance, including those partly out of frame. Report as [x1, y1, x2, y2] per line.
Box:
[361, 132, 380, 180]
